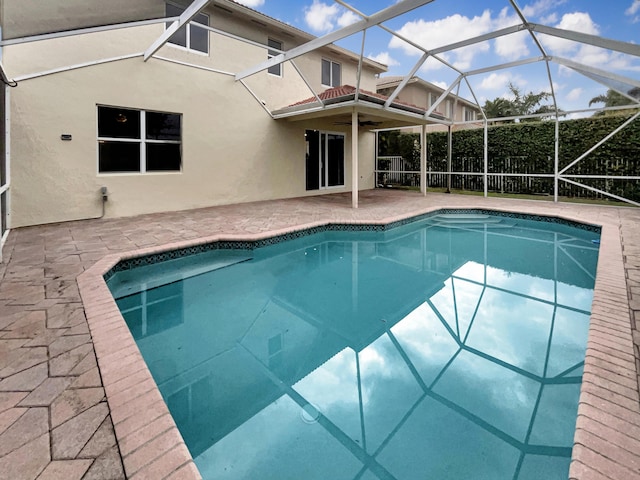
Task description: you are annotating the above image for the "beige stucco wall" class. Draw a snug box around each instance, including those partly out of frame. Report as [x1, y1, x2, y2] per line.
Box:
[380, 82, 481, 123]
[8, 55, 376, 228]
[5, 7, 380, 108]
[1, 0, 162, 39]
[4, 26, 159, 79]
[5, 6, 383, 228]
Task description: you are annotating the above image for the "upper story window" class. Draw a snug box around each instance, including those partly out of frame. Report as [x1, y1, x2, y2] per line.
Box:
[445, 100, 453, 119]
[267, 39, 282, 76]
[166, 3, 209, 54]
[429, 92, 438, 108]
[321, 59, 341, 87]
[464, 108, 476, 122]
[98, 106, 182, 174]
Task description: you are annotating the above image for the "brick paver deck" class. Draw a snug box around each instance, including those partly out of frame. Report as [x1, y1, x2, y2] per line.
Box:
[0, 189, 639, 480]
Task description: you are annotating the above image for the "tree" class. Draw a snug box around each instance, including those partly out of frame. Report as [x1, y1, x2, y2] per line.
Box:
[378, 130, 420, 170]
[483, 82, 557, 122]
[589, 87, 640, 116]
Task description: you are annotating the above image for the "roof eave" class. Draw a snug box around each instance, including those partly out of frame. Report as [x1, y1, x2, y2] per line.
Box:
[272, 95, 446, 124]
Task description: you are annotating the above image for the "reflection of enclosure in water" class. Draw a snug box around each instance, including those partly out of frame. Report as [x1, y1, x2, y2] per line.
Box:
[114, 217, 598, 479]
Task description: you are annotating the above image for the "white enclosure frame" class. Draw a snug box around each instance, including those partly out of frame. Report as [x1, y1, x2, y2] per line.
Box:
[0, 63, 11, 262]
[233, 0, 639, 205]
[0, 0, 639, 261]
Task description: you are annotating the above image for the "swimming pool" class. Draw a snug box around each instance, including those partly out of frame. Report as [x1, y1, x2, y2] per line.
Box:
[107, 211, 600, 480]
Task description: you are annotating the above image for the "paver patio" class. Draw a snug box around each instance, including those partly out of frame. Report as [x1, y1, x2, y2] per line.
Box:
[0, 189, 639, 480]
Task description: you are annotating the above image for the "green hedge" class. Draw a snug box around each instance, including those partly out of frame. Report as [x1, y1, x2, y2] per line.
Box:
[379, 114, 640, 200]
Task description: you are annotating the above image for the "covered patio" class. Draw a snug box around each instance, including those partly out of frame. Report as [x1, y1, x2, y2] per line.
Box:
[0, 189, 639, 479]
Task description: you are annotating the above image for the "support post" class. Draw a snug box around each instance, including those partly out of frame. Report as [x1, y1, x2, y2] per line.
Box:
[447, 125, 452, 193]
[483, 121, 488, 197]
[1, 85, 10, 262]
[554, 117, 559, 202]
[420, 124, 427, 196]
[352, 109, 359, 208]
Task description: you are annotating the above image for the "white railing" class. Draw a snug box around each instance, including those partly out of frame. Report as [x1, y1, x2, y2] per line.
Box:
[375, 156, 420, 186]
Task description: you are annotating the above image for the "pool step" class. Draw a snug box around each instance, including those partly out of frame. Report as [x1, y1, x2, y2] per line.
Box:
[108, 252, 252, 299]
[427, 214, 516, 229]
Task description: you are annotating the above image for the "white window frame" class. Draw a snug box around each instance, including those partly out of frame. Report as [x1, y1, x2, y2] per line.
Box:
[464, 107, 475, 122]
[267, 38, 283, 77]
[322, 130, 345, 189]
[321, 58, 341, 88]
[429, 92, 438, 108]
[165, 2, 210, 55]
[445, 99, 453, 119]
[97, 105, 182, 175]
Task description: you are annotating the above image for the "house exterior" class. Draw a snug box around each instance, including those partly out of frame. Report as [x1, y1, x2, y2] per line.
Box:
[377, 76, 482, 128]
[1, 0, 419, 231]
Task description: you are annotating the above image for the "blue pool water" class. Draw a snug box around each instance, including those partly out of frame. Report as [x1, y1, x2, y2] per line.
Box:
[108, 212, 600, 480]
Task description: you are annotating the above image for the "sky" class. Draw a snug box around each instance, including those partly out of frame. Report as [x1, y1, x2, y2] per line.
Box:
[231, 0, 640, 116]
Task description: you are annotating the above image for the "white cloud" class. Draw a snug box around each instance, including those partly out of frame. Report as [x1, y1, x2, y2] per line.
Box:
[303, 1, 361, 33]
[541, 11, 599, 55]
[431, 80, 448, 89]
[337, 10, 360, 28]
[233, 0, 265, 7]
[566, 87, 583, 102]
[627, 0, 640, 22]
[419, 56, 447, 73]
[495, 30, 530, 61]
[479, 72, 512, 91]
[539, 12, 598, 57]
[522, 0, 566, 18]
[565, 111, 591, 120]
[389, 8, 531, 71]
[541, 12, 640, 72]
[304, 1, 339, 33]
[476, 73, 528, 101]
[539, 12, 558, 24]
[556, 11, 599, 34]
[389, 10, 495, 65]
[367, 51, 399, 66]
[627, 0, 640, 15]
[493, 8, 530, 61]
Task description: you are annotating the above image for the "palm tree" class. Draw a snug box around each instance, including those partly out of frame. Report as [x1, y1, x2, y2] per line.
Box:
[589, 87, 640, 112]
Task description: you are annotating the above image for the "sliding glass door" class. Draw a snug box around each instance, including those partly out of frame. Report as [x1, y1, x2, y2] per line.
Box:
[305, 130, 345, 191]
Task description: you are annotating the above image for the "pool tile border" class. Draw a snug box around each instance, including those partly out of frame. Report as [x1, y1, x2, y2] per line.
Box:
[104, 208, 601, 281]
[77, 205, 638, 480]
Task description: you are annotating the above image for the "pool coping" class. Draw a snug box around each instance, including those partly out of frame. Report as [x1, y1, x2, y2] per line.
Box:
[76, 204, 638, 480]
